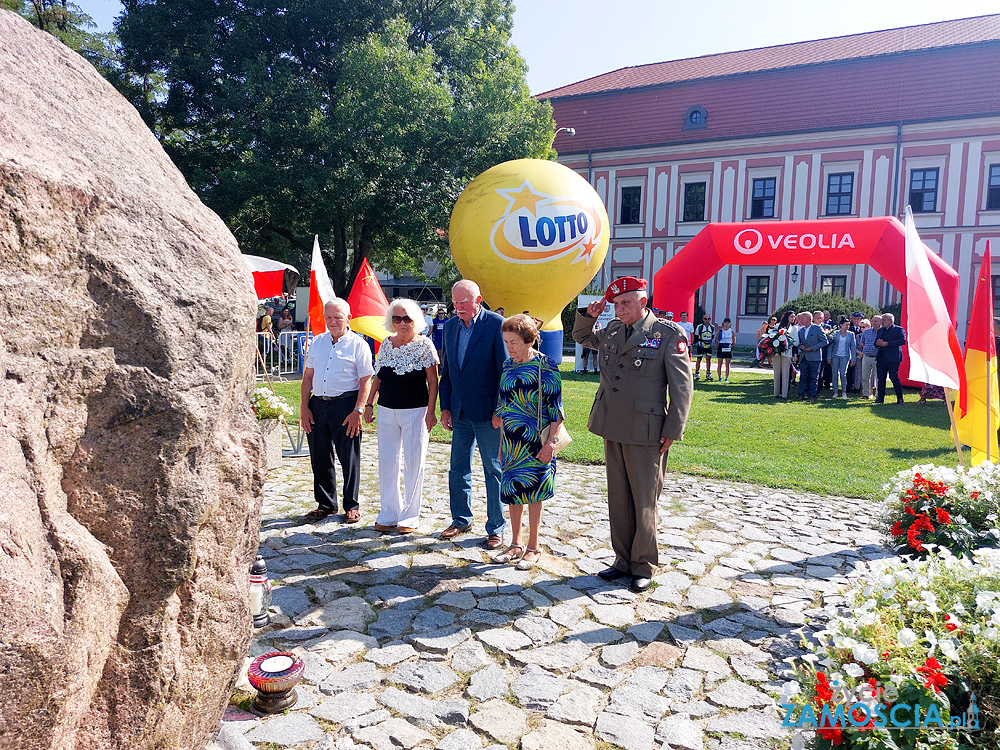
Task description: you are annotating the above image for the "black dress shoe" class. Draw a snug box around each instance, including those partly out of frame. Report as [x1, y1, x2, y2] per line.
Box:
[632, 576, 652, 592]
[598, 566, 628, 581]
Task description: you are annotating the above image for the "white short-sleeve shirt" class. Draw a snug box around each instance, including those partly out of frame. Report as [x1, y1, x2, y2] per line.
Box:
[305, 331, 375, 397]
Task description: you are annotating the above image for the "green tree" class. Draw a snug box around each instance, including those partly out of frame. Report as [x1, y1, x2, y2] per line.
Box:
[13, 1, 123, 82]
[115, 0, 555, 295]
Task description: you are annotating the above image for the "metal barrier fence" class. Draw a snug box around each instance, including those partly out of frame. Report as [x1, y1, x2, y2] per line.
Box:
[256, 331, 301, 381]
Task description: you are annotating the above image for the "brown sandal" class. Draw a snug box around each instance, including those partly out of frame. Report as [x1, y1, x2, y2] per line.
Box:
[344, 509, 361, 524]
[303, 508, 335, 522]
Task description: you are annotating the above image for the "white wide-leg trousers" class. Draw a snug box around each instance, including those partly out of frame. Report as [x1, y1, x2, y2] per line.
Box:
[376, 406, 429, 528]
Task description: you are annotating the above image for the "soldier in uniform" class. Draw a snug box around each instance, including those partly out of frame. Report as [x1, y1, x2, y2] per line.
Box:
[573, 276, 694, 591]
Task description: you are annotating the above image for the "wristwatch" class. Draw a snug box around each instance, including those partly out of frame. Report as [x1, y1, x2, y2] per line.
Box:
[354, 406, 364, 414]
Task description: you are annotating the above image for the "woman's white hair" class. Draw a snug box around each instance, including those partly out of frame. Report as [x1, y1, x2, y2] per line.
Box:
[384, 297, 428, 334]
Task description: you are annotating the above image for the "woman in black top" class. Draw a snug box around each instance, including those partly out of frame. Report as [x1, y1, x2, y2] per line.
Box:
[363, 298, 439, 533]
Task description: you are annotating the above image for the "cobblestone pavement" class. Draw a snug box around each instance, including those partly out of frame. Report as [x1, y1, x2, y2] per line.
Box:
[214, 436, 889, 750]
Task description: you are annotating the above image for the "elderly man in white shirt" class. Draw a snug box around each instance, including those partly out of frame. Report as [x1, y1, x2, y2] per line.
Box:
[300, 299, 374, 523]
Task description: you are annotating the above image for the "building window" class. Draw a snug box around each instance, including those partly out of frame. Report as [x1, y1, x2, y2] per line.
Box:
[750, 178, 776, 219]
[683, 106, 707, 131]
[821, 275, 847, 297]
[993, 274, 1000, 319]
[987, 165, 1000, 210]
[619, 186, 642, 224]
[682, 182, 706, 222]
[744, 276, 770, 315]
[825, 173, 854, 215]
[909, 168, 939, 213]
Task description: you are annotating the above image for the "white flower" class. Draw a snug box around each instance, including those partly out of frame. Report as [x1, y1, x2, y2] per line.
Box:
[897, 628, 918, 647]
[939, 638, 961, 661]
[844, 662, 865, 678]
[779, 681, 801, 700]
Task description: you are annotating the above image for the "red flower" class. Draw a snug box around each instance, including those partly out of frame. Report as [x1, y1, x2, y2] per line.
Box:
[814, 672, 834, 703]
[818, 724, 844, 744]
[891, 521, 904, 537]
[917, 657, 948, 692]
[904, 505, 916, 516]
[972, 491, 980, 499]
[936, 508, 952, 524]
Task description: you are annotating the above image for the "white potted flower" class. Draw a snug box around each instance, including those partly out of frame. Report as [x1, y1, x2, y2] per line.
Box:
[251, 386, 293, 470]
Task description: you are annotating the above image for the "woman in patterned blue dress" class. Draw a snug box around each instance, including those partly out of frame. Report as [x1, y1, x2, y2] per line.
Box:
[490, 315, 564, 570]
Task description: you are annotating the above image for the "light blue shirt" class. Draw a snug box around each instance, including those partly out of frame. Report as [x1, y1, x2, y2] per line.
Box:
[457, 307, 484, 368]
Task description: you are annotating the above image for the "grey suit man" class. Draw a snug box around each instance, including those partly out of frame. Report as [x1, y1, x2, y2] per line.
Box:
[796, 312, 827, 401]
[573, 276, 693, 591]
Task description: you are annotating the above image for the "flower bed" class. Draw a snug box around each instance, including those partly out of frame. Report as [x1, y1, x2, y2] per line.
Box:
[879, 464, 1000, 558]
[783, 549, 1000, 749]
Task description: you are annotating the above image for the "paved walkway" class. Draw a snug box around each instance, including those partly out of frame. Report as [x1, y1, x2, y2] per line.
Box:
[214, 437, 888, 750]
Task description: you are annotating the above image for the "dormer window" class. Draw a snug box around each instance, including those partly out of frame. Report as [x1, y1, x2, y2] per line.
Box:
[683, 106, 707, 130]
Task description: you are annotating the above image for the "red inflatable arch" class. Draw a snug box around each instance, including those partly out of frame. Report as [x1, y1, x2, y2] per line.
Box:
[651, 217, 960, 387]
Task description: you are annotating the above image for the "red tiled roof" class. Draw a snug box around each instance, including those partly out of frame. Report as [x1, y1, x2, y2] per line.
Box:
[539, 14, 1000, 99]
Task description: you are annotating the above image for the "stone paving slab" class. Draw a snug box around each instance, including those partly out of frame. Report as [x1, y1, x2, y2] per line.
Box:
[223, 436, 885, 750]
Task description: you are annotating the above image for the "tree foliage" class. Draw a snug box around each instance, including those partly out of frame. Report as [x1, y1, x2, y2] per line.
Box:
[114, 0, 555, 294]
[772, 292, 880, 323]
[11, 1, 124, 82]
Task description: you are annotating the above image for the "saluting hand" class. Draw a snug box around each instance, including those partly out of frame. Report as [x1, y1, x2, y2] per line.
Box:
[586, 299, 607, 318]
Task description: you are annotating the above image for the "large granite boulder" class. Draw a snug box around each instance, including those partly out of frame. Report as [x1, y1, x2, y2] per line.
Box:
[0, 10, 263, 750]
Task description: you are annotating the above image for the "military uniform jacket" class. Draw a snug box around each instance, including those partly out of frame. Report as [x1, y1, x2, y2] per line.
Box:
[573, 309, 694, 446]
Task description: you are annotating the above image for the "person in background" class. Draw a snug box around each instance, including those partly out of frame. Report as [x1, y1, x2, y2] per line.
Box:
[260, 305, 276, 354]
[693, 313, 715, 381]
[433, 307, 447, 360]
[574, 276, 693, 592]
[422, 304, 434, 333]
[859, 315, 881, 399]
[678, 311, 694, 345]
[828, 315, 857, 399]
[716, 318, 734, 383]
[438, 280, 508, 549]
[495, 307, 505, 316]
[300, 299, 374, 523]
[797, 311, 826, 402]
[847, 312, 864, 393]
[773, 310, 797, 398]
[491, 315, 564, 571]
[874, 312, 907, 404]
[365, 298, 439, 534]
[755, 316, 777, 367]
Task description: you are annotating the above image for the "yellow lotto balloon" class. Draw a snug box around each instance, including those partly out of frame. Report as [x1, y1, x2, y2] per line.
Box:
[449, 159, 610, 329]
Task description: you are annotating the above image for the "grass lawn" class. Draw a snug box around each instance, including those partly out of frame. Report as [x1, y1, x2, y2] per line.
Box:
[270, 367, 961, 501]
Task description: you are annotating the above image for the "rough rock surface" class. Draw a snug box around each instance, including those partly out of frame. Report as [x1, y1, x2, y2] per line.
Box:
[0, 10, 261, 750]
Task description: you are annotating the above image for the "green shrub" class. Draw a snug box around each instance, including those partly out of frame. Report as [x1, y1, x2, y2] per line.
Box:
[773, 292, 879, 323]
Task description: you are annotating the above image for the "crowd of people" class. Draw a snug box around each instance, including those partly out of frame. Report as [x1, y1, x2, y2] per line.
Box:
[291, 274, 927, 591]
[297, 275, 693, 592]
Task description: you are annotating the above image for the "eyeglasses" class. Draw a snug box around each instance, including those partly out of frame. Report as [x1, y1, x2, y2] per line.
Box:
[392, 315, 412, 324]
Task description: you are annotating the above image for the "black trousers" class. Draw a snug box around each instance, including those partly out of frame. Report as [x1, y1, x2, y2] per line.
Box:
[876, 360, 903, 403]
[306, 392, 361, 512]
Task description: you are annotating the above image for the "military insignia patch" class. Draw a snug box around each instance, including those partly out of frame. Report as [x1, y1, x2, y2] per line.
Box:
[640, 338, 661, 349]
[678, 340, 688, 354]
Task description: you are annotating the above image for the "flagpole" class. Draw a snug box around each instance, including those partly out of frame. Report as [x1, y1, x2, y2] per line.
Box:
[944, 388, 966, 469]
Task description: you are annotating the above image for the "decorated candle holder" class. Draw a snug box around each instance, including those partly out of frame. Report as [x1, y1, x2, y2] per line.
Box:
[247, 651, 304, 714]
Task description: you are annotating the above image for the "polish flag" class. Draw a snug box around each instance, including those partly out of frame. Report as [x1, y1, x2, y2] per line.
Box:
[307, 235, 336, 335]
[904, 206, 965, 391]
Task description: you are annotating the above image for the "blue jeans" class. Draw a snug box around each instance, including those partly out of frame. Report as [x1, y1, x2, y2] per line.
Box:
[832, 355, 851, 393]
[449, 415, 505, 535]
[798, 359, 821, 399]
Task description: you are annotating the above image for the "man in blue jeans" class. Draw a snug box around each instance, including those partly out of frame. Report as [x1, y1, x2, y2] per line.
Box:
[439, 279, 508, 549]
[796, 311, 826, 402]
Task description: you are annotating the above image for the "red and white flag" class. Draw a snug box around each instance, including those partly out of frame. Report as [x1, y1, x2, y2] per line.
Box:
[904, 206, 965, 391]
[307, 235, 336, 335]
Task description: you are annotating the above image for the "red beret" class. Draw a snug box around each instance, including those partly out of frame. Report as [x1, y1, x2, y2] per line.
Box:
[604, 276, 648, 302]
